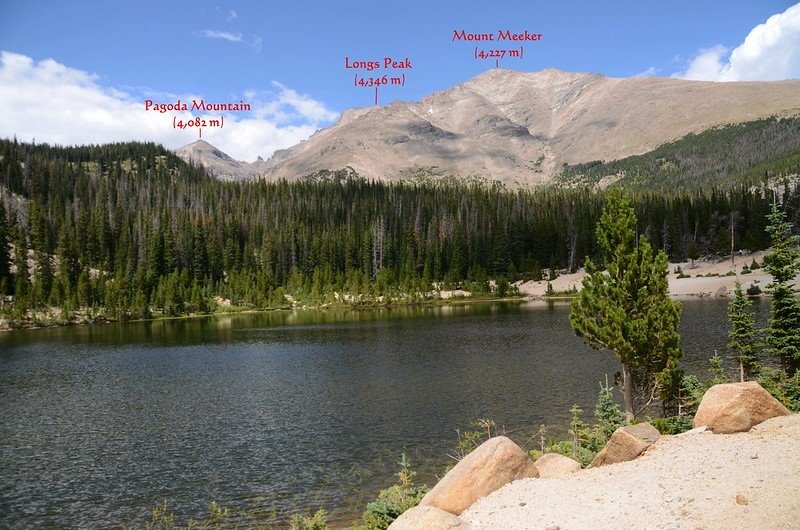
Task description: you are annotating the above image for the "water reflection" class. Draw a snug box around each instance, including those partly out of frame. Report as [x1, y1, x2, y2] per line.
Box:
[0, 299, 770, 527]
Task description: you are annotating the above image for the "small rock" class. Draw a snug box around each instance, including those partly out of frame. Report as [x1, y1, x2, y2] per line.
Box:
[678, 426, 708, 436]
[387, 505, 466, 530]
[736, 493, 749, 505]
[534, 453, 581, 478]
[590, 422, 660, 467]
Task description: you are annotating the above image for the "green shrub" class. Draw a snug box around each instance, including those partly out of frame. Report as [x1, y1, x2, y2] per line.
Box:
[593, 382, 625, 440]
[357, 454, 428, 530]
[650, 415, 693, 434]
[291, 510, 328, 530]
[544, 440, 596, 467]
[746, 284, 762, 296]
[495, 277, 510, 298]
[758, 367, 800, 411]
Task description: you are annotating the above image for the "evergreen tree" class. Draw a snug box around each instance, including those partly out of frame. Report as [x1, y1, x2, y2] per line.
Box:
[727, 281, 760, 381]
[594, 379, 625, 439]
[570, 194, 683, 421]
[13, 228, 29, 315]
[763, 202, 800, 375]
[0, 201, 11, 294]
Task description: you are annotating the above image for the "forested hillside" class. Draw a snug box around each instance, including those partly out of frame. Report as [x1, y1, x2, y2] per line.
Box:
[556, 116, 800, 190]
[0, 139, 798, 324]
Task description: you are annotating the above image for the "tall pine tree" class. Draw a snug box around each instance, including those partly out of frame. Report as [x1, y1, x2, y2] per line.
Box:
[570, 194, 683, 421]
[727, 281, 759, 382]
[763, 202, 800, 375]
[0, 201, 11, 295]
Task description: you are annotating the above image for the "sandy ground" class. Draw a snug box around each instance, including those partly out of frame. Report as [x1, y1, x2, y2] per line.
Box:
[462, 415, 800, 530]
[517, 251, 800, 298]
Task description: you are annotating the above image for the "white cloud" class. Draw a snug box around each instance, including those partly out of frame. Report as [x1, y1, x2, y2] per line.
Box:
[200, 30, 243, 43]
[674, 3, 800, 81]
[0, 51, 338, 161]
[633, 66, 658, 77]
[227, 10, 238, 21]
[200, 30, 262, 53]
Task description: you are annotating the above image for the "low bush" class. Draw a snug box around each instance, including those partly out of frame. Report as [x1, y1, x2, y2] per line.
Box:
[746, 284, 762, 296]
[351, 454, 428, 530]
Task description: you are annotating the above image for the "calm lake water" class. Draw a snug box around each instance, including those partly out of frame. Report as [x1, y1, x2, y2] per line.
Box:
[0, 299, 770, 528]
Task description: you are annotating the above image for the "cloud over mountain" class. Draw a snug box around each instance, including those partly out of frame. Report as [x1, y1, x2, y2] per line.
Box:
[0, 51, 337, 161]
[675, 3, 800, 81]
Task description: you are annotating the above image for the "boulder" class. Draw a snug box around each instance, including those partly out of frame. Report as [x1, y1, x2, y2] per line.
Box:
[590, 422, 660, 468]
[693, 381, 790, 433]
[419, 436, 539, 515]
[534, 452, 582, 478]
[388, 505, 466, 530]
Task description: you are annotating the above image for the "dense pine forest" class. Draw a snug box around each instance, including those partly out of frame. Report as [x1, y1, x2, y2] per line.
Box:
[0, 138, 798, 326]
[557, 116, 800, 190]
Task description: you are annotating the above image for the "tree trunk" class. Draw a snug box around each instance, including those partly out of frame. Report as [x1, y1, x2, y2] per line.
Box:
[740, 360, 745, 382]
[622, 363, 635, 422]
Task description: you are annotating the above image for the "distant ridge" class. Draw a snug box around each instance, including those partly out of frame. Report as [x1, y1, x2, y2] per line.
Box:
[174, 139, 270, 181]
[253, 68, 800, 187]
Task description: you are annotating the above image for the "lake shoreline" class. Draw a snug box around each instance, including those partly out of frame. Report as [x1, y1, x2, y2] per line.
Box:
[2, 250, 790, 333]
[0, 293, 532, 332]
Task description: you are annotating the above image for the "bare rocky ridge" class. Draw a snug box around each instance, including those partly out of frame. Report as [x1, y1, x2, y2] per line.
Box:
[258, 69, 800, 186]
[174, 139, 271, 181]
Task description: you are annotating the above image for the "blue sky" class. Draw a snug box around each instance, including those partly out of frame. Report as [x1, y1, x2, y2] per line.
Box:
[1, 1, 799, 160]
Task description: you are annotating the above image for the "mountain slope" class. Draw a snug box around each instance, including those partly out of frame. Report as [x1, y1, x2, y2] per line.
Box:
[174, 139, 270, 181]
[259, 69, 800, 186]
[557, 115, 800, 190]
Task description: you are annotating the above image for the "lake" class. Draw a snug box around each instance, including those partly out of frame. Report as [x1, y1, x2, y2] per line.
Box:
[0, 298, 770, 528]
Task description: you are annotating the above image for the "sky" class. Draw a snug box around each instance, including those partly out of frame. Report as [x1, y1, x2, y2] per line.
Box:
[0, 1, 799, 161]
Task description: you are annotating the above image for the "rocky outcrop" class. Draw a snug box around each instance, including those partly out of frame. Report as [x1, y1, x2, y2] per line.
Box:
[461, 415, 800, 529]
[693, 381, 790, 433]
[589, 422, 660, 468]
[419, 436, 539, 515]
[387, 505, 466, 530]
[533, 453, 582, 478]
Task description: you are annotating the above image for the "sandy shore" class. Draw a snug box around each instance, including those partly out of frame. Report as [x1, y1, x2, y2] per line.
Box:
[517, 250, 799, 299]
[462, 415, 800, 529]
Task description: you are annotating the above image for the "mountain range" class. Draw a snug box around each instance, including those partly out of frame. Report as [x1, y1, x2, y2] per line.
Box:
[175, 68, 800, 186]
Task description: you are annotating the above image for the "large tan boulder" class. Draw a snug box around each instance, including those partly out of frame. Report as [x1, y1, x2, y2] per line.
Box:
[693, 381, 790, 433]
[419, 436, 539, 515]
[388, 505, 466, 530]
[590, 422, 660, 468]
[534, 452, 582, 478]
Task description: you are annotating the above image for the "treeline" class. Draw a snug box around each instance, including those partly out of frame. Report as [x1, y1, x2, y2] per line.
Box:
[0, 138, 798, 322]
[557, 116, 800, 190]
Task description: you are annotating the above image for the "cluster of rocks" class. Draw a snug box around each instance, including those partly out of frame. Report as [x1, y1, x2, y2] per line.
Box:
[388, 381, 791, 529]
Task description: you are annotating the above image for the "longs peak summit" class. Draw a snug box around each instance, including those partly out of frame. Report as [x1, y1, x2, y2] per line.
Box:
[258, 68, 800, 186]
